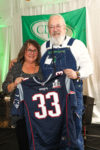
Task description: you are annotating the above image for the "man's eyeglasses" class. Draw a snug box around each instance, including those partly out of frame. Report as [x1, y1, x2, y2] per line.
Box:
[26, 49, 37, 54]
[49, 24, 64, 30]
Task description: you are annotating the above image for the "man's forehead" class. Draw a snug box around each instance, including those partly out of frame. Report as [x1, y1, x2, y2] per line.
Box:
[49, 17, 64, 25]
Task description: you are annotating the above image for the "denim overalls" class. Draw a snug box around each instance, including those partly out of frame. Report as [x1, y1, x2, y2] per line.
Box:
[40, 38, 84, 150]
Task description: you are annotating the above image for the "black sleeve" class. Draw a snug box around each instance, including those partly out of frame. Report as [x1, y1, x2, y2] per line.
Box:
[2, 62, 21, 94]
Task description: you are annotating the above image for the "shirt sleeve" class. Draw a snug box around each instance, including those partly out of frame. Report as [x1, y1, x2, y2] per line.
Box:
[2, 65, 15, 94]
[2, 62, 21, 94]
[71, 39, 93, 79]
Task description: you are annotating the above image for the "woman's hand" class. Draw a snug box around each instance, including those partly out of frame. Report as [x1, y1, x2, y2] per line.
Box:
[7, 77, 24, 93]
[14, 77, 24, 86]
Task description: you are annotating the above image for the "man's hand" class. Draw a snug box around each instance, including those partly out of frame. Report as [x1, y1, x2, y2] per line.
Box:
[64, 69, 77, 79]
[9, 58, 17, 69]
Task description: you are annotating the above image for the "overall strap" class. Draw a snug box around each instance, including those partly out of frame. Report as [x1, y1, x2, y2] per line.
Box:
[67, 38, 75, 46]
[46, 40, 50, 48]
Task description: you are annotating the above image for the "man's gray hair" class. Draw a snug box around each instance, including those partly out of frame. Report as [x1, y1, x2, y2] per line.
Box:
[48, 14, 66, 26]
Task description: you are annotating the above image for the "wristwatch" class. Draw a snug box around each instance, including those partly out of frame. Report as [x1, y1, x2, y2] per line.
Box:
[76, 71, 80, 79]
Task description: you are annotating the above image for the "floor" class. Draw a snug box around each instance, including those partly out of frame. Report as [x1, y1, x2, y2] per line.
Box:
[0, 128, 19, 150]
[84, 124, 100, 150]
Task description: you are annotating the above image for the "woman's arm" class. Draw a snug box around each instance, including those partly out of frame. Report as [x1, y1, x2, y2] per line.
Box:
[2, 68, 15, 94]
[2, 63, 24, 94]
[7, 82, 16, 93]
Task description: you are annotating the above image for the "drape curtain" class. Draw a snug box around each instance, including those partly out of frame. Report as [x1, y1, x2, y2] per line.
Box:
[0, 27, 11, 90]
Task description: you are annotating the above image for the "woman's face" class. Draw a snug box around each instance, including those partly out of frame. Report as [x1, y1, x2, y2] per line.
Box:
[24, 43, 38, 64]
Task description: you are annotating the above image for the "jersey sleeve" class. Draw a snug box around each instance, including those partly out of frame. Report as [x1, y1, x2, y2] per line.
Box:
[11, 84, 24, 117]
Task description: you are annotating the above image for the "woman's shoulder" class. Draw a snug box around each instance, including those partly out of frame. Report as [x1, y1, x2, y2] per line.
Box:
[12, 61, 22, 68]
[10, 61, 22, 73]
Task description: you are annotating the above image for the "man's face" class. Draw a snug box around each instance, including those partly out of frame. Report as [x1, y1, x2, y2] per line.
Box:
[48, 16, 66, 38]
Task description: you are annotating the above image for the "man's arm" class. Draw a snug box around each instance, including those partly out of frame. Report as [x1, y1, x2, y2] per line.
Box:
[9, 58, 17, 69]
[70, 39, 93, 79]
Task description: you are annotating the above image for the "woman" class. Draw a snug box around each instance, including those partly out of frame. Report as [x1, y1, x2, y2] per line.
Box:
[2, 39, 42, 150]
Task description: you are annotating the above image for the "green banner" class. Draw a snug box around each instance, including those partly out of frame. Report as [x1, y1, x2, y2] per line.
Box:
[22, 7, 86, 46]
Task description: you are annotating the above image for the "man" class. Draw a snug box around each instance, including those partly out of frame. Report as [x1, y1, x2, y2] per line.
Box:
[40, 14, 93, 150]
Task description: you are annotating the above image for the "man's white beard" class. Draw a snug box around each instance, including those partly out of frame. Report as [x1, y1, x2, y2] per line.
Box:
[50, 35, 65, 46]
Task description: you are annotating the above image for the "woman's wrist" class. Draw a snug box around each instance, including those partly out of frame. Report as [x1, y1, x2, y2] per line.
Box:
[7, 82, 16, 92]
[13, 82, 17, 89]
[14, 81, 17, 87]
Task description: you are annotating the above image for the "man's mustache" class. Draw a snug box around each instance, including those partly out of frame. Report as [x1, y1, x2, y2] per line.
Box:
[52, 31, 60, 35]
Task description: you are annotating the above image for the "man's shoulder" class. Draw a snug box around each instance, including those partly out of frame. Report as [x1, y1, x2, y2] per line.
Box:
[66, 36, 85, 46]
[41, 40, 51, 56]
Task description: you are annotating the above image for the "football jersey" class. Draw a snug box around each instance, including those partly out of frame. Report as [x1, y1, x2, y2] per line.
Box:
[11, 71, 77, 150]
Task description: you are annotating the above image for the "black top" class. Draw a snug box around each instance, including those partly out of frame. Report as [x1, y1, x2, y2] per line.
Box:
[2, 61, 43, 105]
